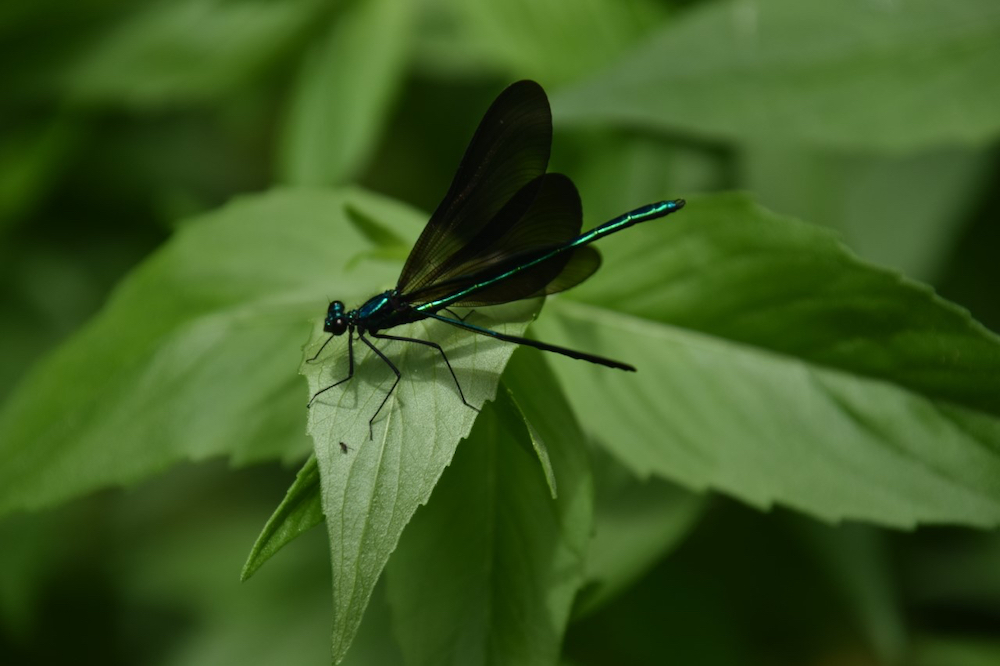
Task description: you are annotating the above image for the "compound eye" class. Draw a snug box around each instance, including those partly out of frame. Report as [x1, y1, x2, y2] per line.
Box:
[330, 318, 349, 336]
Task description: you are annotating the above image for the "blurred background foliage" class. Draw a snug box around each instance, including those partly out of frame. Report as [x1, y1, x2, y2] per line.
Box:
[1, 0, 998, 663]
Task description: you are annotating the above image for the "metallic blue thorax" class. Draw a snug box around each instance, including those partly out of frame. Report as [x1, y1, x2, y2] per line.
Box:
[352, 289, 422, 333]
[357, 291, 394, 320]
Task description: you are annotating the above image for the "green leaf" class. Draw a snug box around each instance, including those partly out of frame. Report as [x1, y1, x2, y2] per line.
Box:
[0, 187, 421, 516]
[343, 203, 409, 250]
[63, 0, 326, 106]
[241, 455, 323, 582]
[384, 347, 592, 666]
[741, 142, 993, 281]
[502, 345, 596, 509]
[278, 0, 412, 186]
[552, 0, 1000, 151]
[302, 299, 536, 662]
[532, 193, 1000, 528]
[497, 382, 557, 498]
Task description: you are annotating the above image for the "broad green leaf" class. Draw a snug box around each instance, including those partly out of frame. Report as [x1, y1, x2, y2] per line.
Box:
[552, 0, 1000, 152]
[241, 454, 323, 581]
[532, 193, 1000, 528]
[742, 142, 993, 281]
[574, 452, 706, 618]
[385, 348, 592, 666]
[240, 347, 563, 585]
[571, 194, 1000, 414]
[63, 0, 325, 106]
[412, 0, 666, 83]
[278, 0, 412, 186]
[302, 299, 536, 663]
[0, 188, 422, 516]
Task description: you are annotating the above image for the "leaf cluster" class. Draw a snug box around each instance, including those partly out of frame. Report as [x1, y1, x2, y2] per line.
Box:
[1, 0, 999, 664]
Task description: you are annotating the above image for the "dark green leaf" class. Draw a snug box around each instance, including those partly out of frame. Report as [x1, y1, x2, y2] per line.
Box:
[344, 203, 409, 250]
[496, 382, 557, 498]
[741, 143, 993, 281]
[384, 348, 592, 665]
[532, 193, 1000, 527]
[302, 299, 536, 662]
[241, 455, 323, 582]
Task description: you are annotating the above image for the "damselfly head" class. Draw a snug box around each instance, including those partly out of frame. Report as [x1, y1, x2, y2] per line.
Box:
[324, 300, 349, 335]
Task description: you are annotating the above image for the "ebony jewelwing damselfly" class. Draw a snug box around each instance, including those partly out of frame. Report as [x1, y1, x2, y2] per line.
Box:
[308, 80, 685, 438]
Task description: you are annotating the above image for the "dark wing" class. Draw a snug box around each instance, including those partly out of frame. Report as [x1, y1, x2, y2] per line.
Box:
[396, 80, 552, 294]
[406, 173, 601, 309]
[446, 246, 601, 308]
